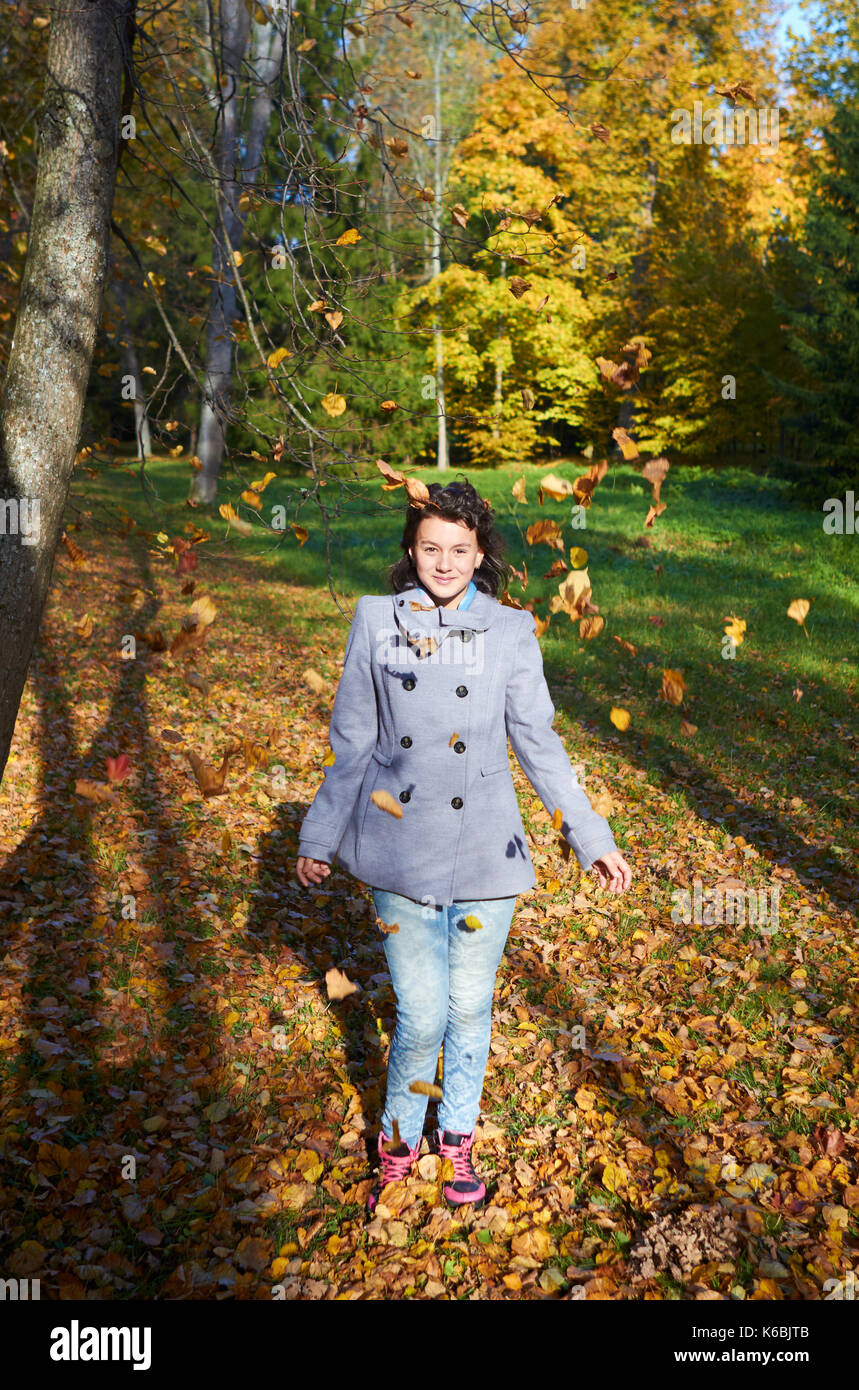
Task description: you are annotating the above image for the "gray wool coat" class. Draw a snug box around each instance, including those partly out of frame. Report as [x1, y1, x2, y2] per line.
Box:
[297, 586, 620, 906]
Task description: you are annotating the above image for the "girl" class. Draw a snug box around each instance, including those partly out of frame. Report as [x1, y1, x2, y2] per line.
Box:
[296, 479, 632, 1212]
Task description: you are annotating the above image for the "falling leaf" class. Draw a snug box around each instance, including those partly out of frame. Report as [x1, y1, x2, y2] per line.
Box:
[106, 755, 131, 783]
[267, 346, 292, 368]
[723, 615, 746, 645]
[609, 707, 631, 731]
[551, 808, 564, 830]
[590, 122, 610, 143]
[787, 599, 810, 637]
[539, 473, 574, 500]
[303, 668, 327, 695]
[613, 635, 637, 655]
[219, 503, 252, 537]
[662, 669, 687, 705]
[376, 916, 399, 934]
[321, 393, 347, 417]
[184, 745, 240, 797]
[680, 719, 698, 736]
[508, 276, 531, 299]
[370, 789, 404, 819]
[75, 614, 93, 638]
[526, 519, 564, 551]
[462, 914, 484, 931]
[335, 228, 361, 246]
[325, 968, 360, 1001]
[612, 427, 640, 461]
[521, 387, 535, 410]
[409, 1080, 443, 1099]
[451, 204, 468, 228]
[580, 615, 604, 640]
[75, 779, 120, 806]
[325, 310, 343, 331]
[512, 477, 527, 503]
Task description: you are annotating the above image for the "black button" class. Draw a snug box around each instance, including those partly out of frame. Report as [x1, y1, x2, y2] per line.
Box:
[400, 735, 412, 748]
[399, 790, 410, 803]
[398, 599, 404, 606]
[453, 741, 466, 753]
[456, 685, 468, 697]
[461, 630, 472, 643]
[403, 677, 416, 691]
[451, 797, 463, 809]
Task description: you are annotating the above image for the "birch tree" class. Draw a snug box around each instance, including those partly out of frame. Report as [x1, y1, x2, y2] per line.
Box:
[0, 0, 128, 783]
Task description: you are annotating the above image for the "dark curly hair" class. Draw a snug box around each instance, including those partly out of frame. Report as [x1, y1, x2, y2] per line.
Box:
[387, 476, 509, 597]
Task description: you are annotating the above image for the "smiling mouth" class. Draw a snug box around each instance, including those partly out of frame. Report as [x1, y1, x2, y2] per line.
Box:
[433, 575, 456, 583]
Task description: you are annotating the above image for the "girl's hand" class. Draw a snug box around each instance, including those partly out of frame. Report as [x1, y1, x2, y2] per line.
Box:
[296, 855, 331, 887]
[589, 851, 632, 894]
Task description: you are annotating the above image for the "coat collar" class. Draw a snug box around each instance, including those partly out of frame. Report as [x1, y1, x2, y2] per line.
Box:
[392, 585, 502, 636]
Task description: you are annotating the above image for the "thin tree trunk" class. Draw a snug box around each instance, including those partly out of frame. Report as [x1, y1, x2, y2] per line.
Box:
[0, 0, 126, 785]
[432, 45, 447, 472]
[191, 8, 284, 505]
[493, 256, 506, 443]
[111, 268, 151, 459]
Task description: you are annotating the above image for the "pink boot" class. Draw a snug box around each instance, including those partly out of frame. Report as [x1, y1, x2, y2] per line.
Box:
[366, 1129, 420, 1214]
[433, 1129, 486, 1207]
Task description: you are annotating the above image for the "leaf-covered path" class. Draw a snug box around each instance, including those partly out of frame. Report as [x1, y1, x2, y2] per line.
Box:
[0, 521, 856, 1301]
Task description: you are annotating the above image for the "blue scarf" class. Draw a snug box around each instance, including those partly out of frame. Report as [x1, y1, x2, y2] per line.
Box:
[414, 578, 478, 610]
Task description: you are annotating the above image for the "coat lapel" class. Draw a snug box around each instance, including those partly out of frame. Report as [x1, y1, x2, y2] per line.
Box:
[391, 588, 500, 655]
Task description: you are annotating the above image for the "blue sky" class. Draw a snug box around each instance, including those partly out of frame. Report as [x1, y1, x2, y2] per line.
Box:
[777, 1, 811, 49]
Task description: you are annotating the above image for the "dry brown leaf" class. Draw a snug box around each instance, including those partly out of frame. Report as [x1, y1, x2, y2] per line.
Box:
[370, 789, 404, 819]
[662, 669, 687, 705]
[409, 1080, 443, 1099]
[325, 968, 360, 1001]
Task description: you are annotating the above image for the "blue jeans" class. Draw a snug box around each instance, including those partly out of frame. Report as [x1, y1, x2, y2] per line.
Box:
[371, 888, 518, 1150]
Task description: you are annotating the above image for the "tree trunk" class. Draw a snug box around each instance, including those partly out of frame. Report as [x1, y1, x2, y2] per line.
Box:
[191, 8, 284, 505]
[111, 268, 151, 459]
[493, 256, 506, 443]
[432, 44, 448, 472]
[0, 0, 126, 785]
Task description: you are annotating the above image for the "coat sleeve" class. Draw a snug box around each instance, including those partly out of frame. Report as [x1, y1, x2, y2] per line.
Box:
[297, 596, 378, 863]
[504, 609, 620, 872]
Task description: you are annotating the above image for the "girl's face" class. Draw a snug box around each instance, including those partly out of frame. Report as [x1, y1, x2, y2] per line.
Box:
[409, 515, 484, 608]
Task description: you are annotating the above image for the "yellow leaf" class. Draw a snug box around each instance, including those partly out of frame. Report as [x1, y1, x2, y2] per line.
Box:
[322, 750, 336, 767]
[292, 524, 309, 546]
[251, 471, 277, 492]
[409, 1079, 443, 1099]
[569, 547, 588, 568]
[551, 808, 563, 830]
[336, 228, 361, 246]
[787, 598, 810, 635]
[612, 426, 639, 460]
[370, 788, 404, 819]
[267, 347, 292, 368]
[325, 968, 359, 1001]
[462, 914, 484, 930]
[610, 707, 631, 731]
[661, 668, 686, 705]
[539, 472, 575, 500]
[231, 250, 243, 267]
[321, 393, 347, 417]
